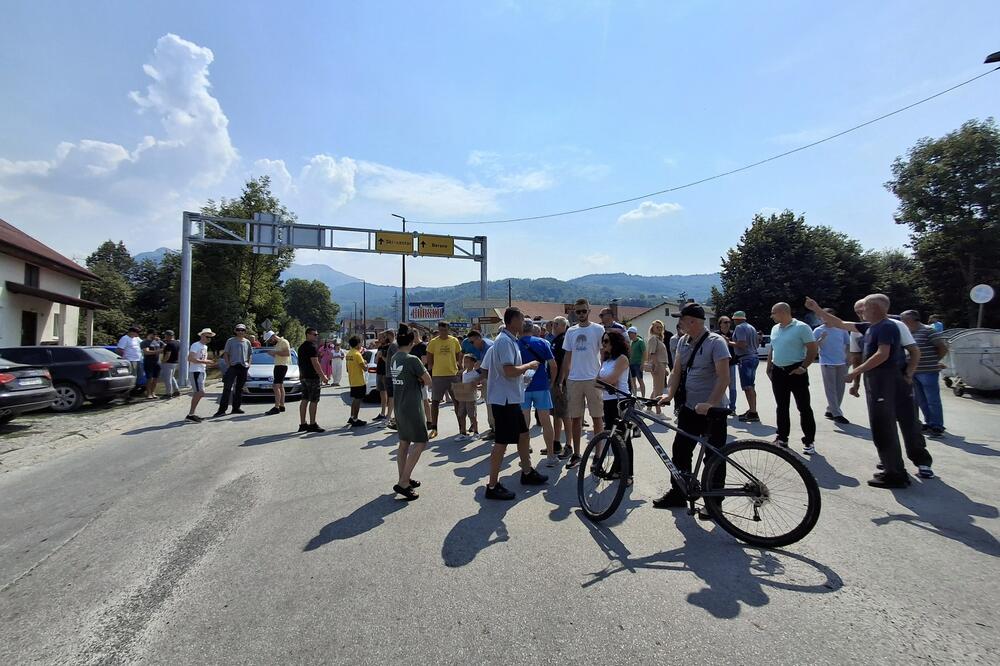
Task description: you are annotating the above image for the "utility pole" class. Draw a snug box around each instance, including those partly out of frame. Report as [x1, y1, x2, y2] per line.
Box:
[392, 213, 407, 323]
[362, 280, 367, 338]
[508, 279, 512, 307]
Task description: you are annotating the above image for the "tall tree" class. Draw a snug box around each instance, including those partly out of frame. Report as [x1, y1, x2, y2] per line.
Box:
[863, 249, 926, 314]
[86, 240, 135, 276]
[886, 118, 1000, 327]
[283, 278, 340, 333]
[80, 264, 135, 344]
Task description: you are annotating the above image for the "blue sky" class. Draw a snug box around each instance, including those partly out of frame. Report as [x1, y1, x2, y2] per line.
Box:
[2, 1, 997, 288]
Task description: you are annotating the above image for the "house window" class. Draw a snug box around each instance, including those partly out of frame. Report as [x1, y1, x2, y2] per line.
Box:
[25, 263, 40, 288]
[53, 312, 61, 337]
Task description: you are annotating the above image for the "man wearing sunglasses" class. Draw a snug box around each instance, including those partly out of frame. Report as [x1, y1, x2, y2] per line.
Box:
[556, 298, 605, 469]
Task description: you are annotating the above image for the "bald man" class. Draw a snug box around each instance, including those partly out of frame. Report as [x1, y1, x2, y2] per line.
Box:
[766, 302, 818, 454]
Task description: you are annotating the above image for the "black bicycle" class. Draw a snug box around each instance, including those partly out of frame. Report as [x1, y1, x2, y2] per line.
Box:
[578, 382, 821, 548]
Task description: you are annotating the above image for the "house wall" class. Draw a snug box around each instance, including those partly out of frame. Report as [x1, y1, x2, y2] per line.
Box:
[0, 253, 83, 345]
[624, 303, 718, 338]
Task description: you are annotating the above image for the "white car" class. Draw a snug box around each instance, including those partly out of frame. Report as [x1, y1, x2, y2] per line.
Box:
[757, 335, 772, 360]
[243, 348, 301, 398]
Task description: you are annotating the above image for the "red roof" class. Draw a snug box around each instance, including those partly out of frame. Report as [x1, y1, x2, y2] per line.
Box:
[0, 218, 98, 281]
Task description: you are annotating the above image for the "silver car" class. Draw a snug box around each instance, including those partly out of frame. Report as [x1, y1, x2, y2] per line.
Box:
[243, 348, 301, 398]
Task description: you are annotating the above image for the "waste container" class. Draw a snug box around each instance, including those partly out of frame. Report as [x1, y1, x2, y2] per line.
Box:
[940, 328, 1000, 396]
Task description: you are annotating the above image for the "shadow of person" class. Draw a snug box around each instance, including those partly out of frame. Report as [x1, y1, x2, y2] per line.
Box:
[932, 434, 1000, 458]
[834, 421, 873, 439]
[728, 421, 778, 438]
[304, 495, 408, 552]
[872, 479, 1000, 557]
[807, 452, 860, 489]
[542, 467, 581, 522]
[240, 432, 301, 447]
[361, 434, 400, 450]
[441, 486, 524, 567]
[123, 421, 190, 436]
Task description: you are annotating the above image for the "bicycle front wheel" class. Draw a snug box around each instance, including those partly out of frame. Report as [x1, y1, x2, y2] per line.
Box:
[702, 440, 821, 548]
[577, 431, 629, 522]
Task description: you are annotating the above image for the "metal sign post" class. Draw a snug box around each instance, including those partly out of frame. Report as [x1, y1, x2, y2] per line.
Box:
[970, 284, 994, 328]
[177, 212, 486, 385]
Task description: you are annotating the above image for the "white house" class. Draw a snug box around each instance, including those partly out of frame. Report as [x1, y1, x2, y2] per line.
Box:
[0, 218, 106, 346]
[623, 301, 718, 338]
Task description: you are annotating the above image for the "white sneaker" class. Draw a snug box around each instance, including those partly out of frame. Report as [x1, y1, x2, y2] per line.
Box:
[803, 444, 816, 455]
[773, 438, 789, 448]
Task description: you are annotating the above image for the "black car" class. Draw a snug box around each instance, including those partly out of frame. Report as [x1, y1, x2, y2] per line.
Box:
[0, 346, 135, 412]
[0, 356, 57, 425]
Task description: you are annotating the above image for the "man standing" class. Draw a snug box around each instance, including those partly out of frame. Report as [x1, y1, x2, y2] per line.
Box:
[297, 328, 328, 433]
[159, 330, 181, 398]
[901, 310, 948, 438]
[345, 336, 368, 427]
[185, 328, 216, 422]
[116, 326, 143, 381]
[652, 303, 731, 517]
[627, 326, 646, 397]
[263, 330, 291, 416]
[518, 319, 559, 467]
[731, 311, 760, 423]
[557, 299, 605, 469]
[599, 307, 627, 332]
[807, 296, 933, 485]
[465, 330, 494, 438]
[140, 330, 164, 399]
[411, 333, 432, 432]
[767, 302, 818, 454]
[482, 307, 548, 500]
[548, 316, 571, 458]
[426, 321, 463, 439]
[214, 324, 253, 418]
[814, 309, 852, 424]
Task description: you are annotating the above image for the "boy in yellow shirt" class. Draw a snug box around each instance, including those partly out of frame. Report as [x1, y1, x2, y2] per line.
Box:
[346, 336, 369, 427]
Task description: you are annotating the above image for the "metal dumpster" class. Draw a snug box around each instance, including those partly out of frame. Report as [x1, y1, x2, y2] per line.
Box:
[940, 328, 1000, 396]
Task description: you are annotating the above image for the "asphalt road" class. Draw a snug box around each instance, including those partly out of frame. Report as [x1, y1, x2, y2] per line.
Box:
[1, 367, 998, 665]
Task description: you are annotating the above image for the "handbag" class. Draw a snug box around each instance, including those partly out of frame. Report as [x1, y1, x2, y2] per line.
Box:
[674, 331, 710, 408]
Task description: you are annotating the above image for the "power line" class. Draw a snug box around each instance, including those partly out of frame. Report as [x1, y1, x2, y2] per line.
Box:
[411, 67, 998, 227]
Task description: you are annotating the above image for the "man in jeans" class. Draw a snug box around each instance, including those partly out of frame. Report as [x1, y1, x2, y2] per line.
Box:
[901, 310, 948, 437]
[159, 330, 182, 398]
[767, 302, 818, 454]
[813, 309, 852, 424]
[214, 324, 253, 418]
[731, 311, 760, 423]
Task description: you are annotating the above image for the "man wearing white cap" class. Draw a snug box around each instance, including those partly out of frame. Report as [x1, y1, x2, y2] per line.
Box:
[263, 330, 291, 415]
[186, 328, 217, 422]
[627, 326, 646, 397]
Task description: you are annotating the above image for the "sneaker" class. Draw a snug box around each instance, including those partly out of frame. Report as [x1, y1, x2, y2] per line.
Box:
[231, 409, 245, 415]
[697, 508, 714, 521]
[212, 410, 227, 418]
[868, 474, 910, 488]
[306, 423, 325, 433]
[920, 424, 932, 433]
[545, 455, 560, 468]
[773, 438, 789, 448]
[278, 406, 286, 412]
[172, 391, 181, 398]
[803, 444, 816, 455]
[351, 419, 367, 428]
[346, 418, 356, 427]
[929, 428, 945, 439]
[832, 415, 850, 424]
[386, 420, 398, 430]
[428, 428, 438, 440]
[917, 465, 935, 479]
[297, 423, 309, 432]
[552, 442, 563, 456]
[558, 445, 572, 460]
[565, 453, 581, 469]
[824, 411, 833, 419]
[393, 484, 419, 501]
[485, 483, 515, 500]
[455, 434, 470, 442]
[265, 407, 281, 415]
[520, 468, 549, 485]
[185, 414, 202, 423]
[738, 411, 760, 423]
[652, 488, 687, 509]
[876, 462, 885, 471]
[373, 414, 386, 421]
[481, 429, 495, 440]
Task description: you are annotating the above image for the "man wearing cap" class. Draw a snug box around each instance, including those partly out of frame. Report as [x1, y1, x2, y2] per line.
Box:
[627, 326, 646, 397]
[159, 330, 182, 398]
[731, 311, 761, 422]
[653, 303, 731, 514]
[214, 324, 253, 418]
[186, 328, 217, 422]
[263, 330, 291, 415]
[767, 302, 818, 454]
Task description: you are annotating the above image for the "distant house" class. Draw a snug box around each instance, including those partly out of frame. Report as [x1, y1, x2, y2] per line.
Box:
[0, 218, 106, 346]
[623, 300, 718, 337]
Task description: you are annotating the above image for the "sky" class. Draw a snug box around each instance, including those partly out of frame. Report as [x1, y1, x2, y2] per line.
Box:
[1, 1, 997, 288]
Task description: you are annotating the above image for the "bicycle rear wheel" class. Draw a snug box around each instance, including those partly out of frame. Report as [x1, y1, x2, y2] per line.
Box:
[577, 432, 629, 522]
[702, 440, 821, 548]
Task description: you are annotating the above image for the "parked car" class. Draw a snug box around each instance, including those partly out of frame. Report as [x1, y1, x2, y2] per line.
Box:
[103, 345, 147, 392]
[0, 356, 58, 425]
[363, 349, 379, 402]
[0, 346, 136, 412]
[243, 348, 302, 398]
[757, 334, 772, 360]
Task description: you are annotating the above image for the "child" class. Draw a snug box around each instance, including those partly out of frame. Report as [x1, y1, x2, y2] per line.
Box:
[454, 354, 480, 441]
[345, 336, 368, 427]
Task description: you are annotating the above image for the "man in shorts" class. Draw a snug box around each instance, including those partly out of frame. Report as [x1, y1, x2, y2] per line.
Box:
[732, 311, 761, 422]
[557, 299, 605, 468]
[185, 328, 216, 422]
[482, 307, 548, 500]
[297, 328, 328, 433]
[140, 330, 164, 399]
[345, 336, 368, 427]
[263, 330, 291, 415]
[426, 321, 463, 439]
[518, 319, 559, 467]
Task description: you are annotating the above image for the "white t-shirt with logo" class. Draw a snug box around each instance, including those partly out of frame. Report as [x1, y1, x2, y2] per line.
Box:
[189, 341, 208, 374]
[562, 323, 604, 381]
[116, 334, 142, 362]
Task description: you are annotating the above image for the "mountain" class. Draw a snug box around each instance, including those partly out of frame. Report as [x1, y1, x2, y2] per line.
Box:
[280, 263, 360, 290]
[133, 247, 173, 264]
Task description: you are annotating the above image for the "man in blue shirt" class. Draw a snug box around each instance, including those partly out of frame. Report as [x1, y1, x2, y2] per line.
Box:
[814, 309, 852, 424]
[732, 311, 760, 423]
[767, 302, 819, 453]
[518, 320, 559, 468]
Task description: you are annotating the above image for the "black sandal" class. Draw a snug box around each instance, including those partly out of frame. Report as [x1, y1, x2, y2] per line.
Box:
[408, 479, 421, 488]
[393, 484, 419, 501]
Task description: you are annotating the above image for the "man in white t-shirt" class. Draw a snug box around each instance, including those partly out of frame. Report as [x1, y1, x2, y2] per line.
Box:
[116, 326, 143, 373]
[556, 298, 605, 469]
[186, 328, 216, 422]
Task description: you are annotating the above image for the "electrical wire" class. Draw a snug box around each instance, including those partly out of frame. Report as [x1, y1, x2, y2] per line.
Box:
[411, 67, 999, 227]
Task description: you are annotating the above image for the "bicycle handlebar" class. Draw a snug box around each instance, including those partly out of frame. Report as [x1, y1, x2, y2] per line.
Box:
[595, 379, 729, 416]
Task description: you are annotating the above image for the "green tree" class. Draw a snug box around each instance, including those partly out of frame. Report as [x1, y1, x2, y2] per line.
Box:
[85, 240, 135, 275]
[131, 253, 181, 332]
[282, 278, 340, 333]
[863, 249, 926, 314]
[886, 118, 1000, 327]
[80, 264, 135, 344]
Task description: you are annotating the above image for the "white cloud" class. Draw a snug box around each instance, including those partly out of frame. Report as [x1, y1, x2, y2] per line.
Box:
[616, 200, 683, 225]
[582, 252, 612, 267]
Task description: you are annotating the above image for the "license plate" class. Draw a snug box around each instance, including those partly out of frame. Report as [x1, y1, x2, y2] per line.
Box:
[116, 367, 130, 375]
[19, 377, 43, 386]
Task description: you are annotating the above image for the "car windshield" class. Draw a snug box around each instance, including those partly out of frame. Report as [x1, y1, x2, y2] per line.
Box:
[251, 349, 298, 365]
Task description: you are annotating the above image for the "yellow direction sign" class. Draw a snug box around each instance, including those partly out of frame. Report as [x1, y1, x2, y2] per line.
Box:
[417, 234, 455, 257]
[375, 231, 413, 255]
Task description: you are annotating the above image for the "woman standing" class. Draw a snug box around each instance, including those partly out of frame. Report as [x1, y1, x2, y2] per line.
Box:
[645, 320, 670, 414]
[598, 329, 633, 485]
[329, 340, 345, 386]
[391, 324, 431, 501]
[319, 339, 335, 382]
[716, 316, 738, 413]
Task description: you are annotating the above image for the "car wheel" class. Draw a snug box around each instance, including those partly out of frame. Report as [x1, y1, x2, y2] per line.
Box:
[52, 383, 84, 412]
[0, 414, 13, 426]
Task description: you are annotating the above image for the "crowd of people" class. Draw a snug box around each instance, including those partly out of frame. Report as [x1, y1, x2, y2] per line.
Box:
[141, 290, 950, 502]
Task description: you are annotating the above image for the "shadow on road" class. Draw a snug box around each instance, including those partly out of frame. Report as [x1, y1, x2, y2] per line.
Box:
[728, 420, 778, 438]
[240, 432, 302, 447]
[578, 510, 842, 618]
[441, 484, 545, 567]
[304, 494, 409, 551]
[872, 478, 1000, 557]
[807, 452, 860, 490]
[932, 434, 999, 458]
[123, 420, 190, 436]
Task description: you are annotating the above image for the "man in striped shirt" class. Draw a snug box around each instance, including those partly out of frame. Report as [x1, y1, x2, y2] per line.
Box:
[901, 310, 949, 438]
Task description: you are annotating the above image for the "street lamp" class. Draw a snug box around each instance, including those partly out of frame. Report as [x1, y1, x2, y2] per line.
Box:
[391, 213, 407, 324]
[985, 50, 1000, 64]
